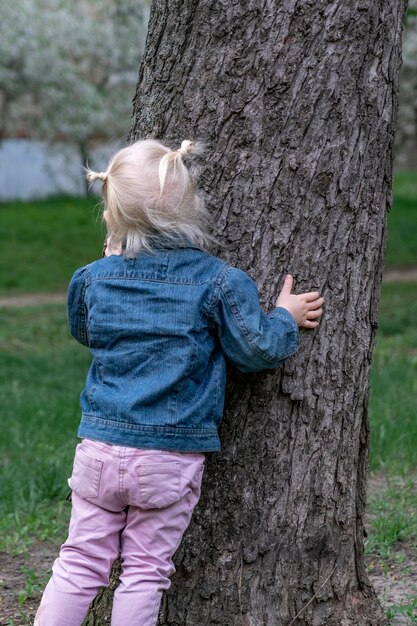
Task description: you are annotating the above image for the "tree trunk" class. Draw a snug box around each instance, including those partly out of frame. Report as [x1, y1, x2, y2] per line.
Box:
[0, 92, 10, 140]
[87, 0, 407, 623]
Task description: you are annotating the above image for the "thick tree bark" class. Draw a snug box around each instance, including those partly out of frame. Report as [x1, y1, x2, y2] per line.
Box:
[86, 0, 407, 624]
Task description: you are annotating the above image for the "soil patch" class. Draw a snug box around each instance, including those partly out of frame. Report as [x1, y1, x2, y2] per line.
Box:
[383, 268, 417, 283]
[368, 545, 417, 621]
[0, 542, 57, 626]
[0, 293, 67, 308]
[0, 537, 416, 625]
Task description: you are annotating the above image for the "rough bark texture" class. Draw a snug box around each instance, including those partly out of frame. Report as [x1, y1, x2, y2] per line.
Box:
[86, 0, 407, 624]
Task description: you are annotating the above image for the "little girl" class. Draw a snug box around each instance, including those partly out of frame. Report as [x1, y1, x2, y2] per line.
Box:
[35, 139, 323, 626]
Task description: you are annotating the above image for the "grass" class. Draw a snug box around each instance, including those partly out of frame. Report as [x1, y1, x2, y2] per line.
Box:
[0, 169, 415, 297]
[386, 602, 417, 625]
[365, 281, 417, 621]
[0, 196, 104, 295]
[386, 171, 417, 268]
[366, 479, 417, 557]
[0, 283, 413, 523]
[17, 567, 51, 606]
[366, 477, 417, 624]
[0, 305, 89, 552]
[0, 174, 415, 619]
[369, 283, 417, 474]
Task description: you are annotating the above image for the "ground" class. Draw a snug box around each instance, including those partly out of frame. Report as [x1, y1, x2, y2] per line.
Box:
[0, 272, 415, 625]
[0, 541, 56, 626]
[369, 547, 417, 626]
[0, 513, 414, 626]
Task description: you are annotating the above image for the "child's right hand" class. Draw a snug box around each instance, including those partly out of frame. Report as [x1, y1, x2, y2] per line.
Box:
[275, 275, 324, 329]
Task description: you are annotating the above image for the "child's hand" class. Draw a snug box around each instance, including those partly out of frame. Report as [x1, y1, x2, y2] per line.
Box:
[275, 275, 324, 329]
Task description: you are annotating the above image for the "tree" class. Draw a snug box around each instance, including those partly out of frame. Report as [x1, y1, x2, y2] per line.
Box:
[87, 0, 408, 623]
[395, 1, 417, 170]
[0, 0, 149, 166]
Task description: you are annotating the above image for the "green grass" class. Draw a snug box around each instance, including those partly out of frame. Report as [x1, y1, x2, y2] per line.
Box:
[366, 478, 417, 624]
[0, 178, 415, 618]
[17, 567, 51, 606]
[0, 282, 414, 546]
[386, 171, 417, 268]
[386, 602, 417, 625]
[0, 305, 90, 551]
[369, 283, 417, 474]
[366, 479, 417, 556]
[0, 169, 415, 297]
[0, 196, 105, 295]
[366, 280, 417, 623]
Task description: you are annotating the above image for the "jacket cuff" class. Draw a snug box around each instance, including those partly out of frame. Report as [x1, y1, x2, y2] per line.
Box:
[268, 306, 299, 352]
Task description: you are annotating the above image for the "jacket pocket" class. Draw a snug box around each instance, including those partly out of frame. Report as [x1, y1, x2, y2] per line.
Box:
[68, 446, 103, 499]
[136, 462, 181, 509]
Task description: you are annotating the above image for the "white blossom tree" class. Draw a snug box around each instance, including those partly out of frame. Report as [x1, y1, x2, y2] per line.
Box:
[0, 0, 149, 167]
[395, 2, 417, 169]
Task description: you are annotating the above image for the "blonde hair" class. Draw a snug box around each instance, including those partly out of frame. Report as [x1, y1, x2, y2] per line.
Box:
[86, 139, 211, 257]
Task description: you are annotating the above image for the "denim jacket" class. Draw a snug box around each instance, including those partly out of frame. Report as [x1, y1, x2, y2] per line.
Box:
[67, 245, 299, 452]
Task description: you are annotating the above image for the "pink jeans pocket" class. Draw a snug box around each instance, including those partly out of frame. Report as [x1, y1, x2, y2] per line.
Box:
[136, 461, 181, 509]
[68, 445, 103, 499]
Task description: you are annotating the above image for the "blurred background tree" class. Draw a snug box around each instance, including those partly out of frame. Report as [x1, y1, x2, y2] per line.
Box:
[0, 0, 149, 193]
[395, 1, 417, 170]
[0, 0, 414, 202]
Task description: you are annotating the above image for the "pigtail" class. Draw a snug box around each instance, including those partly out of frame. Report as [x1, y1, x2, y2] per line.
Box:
[85, 167, 108, 184]
[158, 140, 200, 195]
[105, 179, 122, 226]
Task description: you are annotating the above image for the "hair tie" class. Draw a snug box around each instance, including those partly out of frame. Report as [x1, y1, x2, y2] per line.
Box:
[86, 169, 108, 184]
[177, 140, 195, 156]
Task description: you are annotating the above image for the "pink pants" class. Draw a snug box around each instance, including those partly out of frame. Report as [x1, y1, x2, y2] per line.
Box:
[35, 439, 205, 626]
